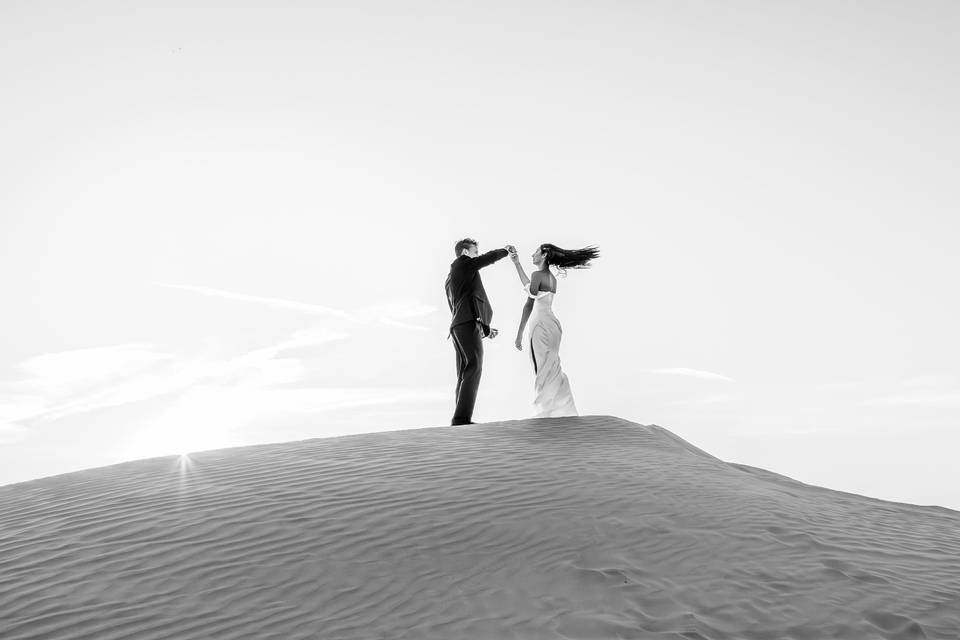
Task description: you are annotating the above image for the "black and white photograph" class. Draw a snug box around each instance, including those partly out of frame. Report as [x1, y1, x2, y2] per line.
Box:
[2, 1, 959, 638]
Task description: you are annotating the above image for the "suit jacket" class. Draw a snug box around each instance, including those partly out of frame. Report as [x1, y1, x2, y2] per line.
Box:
[445, 249, 509, 337]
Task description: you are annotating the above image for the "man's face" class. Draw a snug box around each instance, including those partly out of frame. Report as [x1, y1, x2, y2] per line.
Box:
[465, 243, 479, 258]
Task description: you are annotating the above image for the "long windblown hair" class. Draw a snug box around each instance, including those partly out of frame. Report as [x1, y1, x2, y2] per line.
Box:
[539, 243, 600, 277]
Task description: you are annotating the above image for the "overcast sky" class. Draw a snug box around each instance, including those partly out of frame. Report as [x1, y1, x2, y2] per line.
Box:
[2, 1, 958, 510]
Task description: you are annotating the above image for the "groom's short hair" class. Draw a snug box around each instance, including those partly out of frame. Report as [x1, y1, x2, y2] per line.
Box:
[454, 238, 477, 256]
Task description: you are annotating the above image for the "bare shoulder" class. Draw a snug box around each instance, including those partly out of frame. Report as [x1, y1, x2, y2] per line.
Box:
[528, 270, 544, 294]
[530, 270, 558, 294]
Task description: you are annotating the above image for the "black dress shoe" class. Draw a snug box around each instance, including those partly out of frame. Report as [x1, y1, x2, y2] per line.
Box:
[451, 420, 476, 426]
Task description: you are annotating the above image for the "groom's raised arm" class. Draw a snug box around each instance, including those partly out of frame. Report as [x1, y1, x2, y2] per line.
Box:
[470, 248, 510, 270]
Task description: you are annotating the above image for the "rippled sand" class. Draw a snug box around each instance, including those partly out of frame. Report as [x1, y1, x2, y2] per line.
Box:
[2, 416, 959, 639]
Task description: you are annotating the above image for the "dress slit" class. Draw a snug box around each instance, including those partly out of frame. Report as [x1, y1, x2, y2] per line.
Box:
[530, 337, 538, 374]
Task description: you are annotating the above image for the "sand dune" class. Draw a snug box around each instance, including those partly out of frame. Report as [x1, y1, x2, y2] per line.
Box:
[1, 415, 959, 639]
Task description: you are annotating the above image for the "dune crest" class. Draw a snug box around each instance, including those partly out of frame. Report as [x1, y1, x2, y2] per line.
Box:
[2, 415, 958, 639]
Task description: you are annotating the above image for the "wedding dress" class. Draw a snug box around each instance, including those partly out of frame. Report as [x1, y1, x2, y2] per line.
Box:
[524, 286, 578, 418]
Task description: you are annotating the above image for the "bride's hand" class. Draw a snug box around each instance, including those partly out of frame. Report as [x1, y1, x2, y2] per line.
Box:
[514, 336, 522, 351]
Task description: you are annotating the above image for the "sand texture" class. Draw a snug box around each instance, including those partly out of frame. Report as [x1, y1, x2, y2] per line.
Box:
[2, 415, 959, 639]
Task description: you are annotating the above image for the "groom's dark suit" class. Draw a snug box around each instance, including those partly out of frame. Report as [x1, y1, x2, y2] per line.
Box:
[445, 249, 509, 425]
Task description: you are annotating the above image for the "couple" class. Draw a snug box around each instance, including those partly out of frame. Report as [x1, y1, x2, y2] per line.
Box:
[444, 238, 600, 425]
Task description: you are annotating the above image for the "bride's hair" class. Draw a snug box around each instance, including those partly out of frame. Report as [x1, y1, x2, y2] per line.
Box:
[539, 244, 600, 277]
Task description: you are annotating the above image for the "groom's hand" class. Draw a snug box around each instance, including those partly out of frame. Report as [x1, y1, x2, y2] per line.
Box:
[488, 328, 499, 339]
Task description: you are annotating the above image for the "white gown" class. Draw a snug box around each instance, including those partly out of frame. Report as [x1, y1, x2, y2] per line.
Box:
[524, 286, 579, 418]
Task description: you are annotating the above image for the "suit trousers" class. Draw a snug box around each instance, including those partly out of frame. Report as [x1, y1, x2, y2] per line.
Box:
[450, 321, 483, 425]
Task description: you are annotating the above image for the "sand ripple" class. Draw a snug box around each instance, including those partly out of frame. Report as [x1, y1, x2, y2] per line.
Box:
[1, 416, 958, 639]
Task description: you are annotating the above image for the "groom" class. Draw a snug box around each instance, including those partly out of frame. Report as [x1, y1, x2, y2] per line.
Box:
[445, 238, 515, 425]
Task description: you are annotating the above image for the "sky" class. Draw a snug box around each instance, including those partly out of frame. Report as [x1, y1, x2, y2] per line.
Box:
[2, 1, 958, 510]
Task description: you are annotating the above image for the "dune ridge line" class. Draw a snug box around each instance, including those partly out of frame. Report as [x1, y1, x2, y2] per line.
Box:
[1, 415, 958, 639]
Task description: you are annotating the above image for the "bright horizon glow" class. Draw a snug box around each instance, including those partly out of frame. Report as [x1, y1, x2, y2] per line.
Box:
[2, 1, 959, 510]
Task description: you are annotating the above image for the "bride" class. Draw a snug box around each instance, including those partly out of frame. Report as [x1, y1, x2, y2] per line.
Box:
[509, 243, 600, 418]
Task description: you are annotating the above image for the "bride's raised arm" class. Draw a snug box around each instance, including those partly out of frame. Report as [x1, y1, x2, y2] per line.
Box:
[509, 249, 530, 287]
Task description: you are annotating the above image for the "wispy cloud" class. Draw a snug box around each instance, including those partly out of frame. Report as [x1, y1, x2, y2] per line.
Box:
[360, 302, 437, 318]
[648, 368, 735, 383]
[0, 392, 47, 445]
[0, 344, 179, 425]
[361, 301, 438, 331]
[0, 395, 47, 423]
[376, 317, 433, 332]
[156, 283, 363, 321]
[226, 327, 348, 365]
[730, 424, 840, 437]
[0, 288, 442, 468]
[0, 328, 350, 428]
[813, 375, 960, 394]
[864, 390, 960, 407]
[10, 344, 173, 390]
[0, 422, 30, 444]
[857, 376, 960, 408]
[0, 319, 449, 463]
[667, 393, 734, 406]
[156, 283, 437, 330]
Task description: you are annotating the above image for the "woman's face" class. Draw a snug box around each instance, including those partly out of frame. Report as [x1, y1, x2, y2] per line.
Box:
[532, 248, 544, 266]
